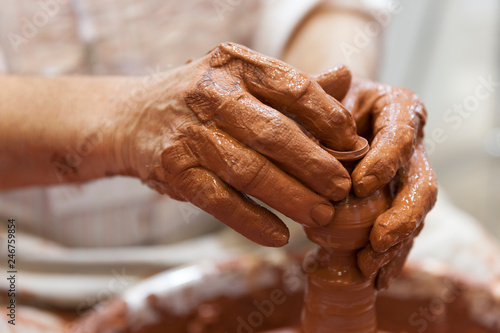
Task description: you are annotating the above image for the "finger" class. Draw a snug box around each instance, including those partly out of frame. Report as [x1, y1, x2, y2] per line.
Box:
[222, 93, 351, 201]
[183, 126, 336, 227]
[342, 80, 380, 138]
[186, 80, 351, 201]
[158, 142, 289, 246]
[209, 43, 358, 151]
[146, 165, 186, 201]
[375, 237, 414, 290]
[352, 87, 428, 197]
[358, 222, 423, 279]
[369, 143, 437, 252]
[358, 240, 405, 279]
[313, 65, 352, 102]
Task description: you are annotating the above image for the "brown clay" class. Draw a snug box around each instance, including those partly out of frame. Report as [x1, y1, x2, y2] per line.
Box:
[132, 43, 362, 247]
[69, 256, 500, 333]
[314, 75, 438, 289]
[301, 139, 392, 333]
[108, 45, 438, 330]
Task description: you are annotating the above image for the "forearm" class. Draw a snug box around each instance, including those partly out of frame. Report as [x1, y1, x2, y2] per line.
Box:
[282, 6, 381, 79]
[0, 75, 138, 189]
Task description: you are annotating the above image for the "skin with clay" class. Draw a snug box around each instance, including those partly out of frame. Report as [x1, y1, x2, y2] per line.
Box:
[0, 41, 436, 280]
[1, 10, 437, 329]
[0, 4, 438, 287]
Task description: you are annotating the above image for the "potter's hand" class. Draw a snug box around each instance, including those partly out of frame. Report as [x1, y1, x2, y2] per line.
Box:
[315, 78, 429, 197]
[356, 142, 437, 289]
[120, 43, 358, 247]
[315, 74, 437, 289]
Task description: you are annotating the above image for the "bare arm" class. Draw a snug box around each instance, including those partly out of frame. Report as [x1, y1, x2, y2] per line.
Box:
[0, 75, 138, 189]
[282, 6, 380, 79]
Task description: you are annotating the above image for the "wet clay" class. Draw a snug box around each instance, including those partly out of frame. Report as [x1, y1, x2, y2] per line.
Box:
[302, 137, 391, 333]
[139, 43, 361, 248]
[70, 258, 500, 333]
[259, 327, 392, 333]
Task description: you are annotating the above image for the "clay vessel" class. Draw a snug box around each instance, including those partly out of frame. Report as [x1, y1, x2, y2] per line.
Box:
[302, 186, 391, 333]
[301, 137, 390, 332]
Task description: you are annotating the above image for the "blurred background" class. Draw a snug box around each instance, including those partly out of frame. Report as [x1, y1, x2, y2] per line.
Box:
[380, 0, 499, 238]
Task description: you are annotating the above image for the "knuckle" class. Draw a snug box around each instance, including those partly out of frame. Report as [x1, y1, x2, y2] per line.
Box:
[145, 165, 185, 201]
[238, 157, 268, 192]
[396, 126, 417, 164]
[369, 157, 397, 186]
[185, 75, 221, 122]
[209, 43, 235, 67]
[250, 118, 292, 149]
[209, 42, 255, 68]
[291, 75, 313, 100]
[402, 218, 418, 235]
[161, 138, 199, 178]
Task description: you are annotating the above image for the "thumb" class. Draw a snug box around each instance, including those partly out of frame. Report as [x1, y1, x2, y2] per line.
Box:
[313, 65, 352, 102]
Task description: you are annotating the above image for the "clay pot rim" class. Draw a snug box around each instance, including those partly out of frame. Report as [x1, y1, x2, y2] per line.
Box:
[322, 137, 369, 162]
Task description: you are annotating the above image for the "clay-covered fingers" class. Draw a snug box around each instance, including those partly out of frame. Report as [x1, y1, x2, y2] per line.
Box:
[155, 140, 289, 247]
[156, 124, 341, 245]
[358, 240, 405, 280]
[186, 75, 351, 201]
[351, 86, 427, 197]
[208, 43, 358, 151]
[217, 93, 351, 201]
[146, 165, 187, 202]
[357, 223, 423, 280]
[182, 126, 337, 227]
[369, 143, 437, 253]
[312, 65, 352, 102]
[375, 236, 415, 290]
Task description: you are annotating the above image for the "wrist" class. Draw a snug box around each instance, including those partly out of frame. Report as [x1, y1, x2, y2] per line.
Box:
[51, 77, 140, 183]
[100, 77, 146, 179]
[106, 71, 179, 180]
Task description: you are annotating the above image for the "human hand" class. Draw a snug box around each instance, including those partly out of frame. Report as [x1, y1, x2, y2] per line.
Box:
[117, 43, 359, 247]
[315, 72, 438, 289]
[356, 142, 437, 289]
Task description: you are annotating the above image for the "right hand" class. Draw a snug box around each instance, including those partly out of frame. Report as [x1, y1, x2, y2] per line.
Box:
[115, 43, 358, 247]
[314, 73, 438, 289]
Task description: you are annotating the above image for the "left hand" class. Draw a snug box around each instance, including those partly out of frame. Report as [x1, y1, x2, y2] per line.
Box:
[314, 69, 438, 289]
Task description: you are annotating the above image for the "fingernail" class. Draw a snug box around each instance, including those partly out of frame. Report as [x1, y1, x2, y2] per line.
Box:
[327, 177, 351, 201]
[262, 228, 289, 247]
[353, 174, 378, 197]
[311, 203, 335, 226]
